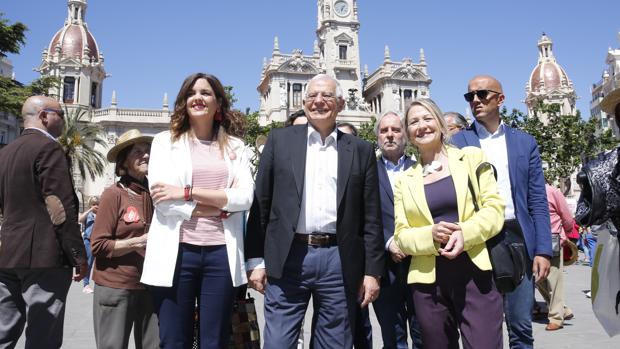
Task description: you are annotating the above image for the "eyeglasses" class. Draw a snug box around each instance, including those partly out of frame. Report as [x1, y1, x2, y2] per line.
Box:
[463, 89, 501, 102]
[305, 93, 337, 102]
[43, 108, 65, 119]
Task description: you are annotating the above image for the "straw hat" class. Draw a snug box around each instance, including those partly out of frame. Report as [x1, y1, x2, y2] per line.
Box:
[563, 239, 579, 266]
[106, 129, 153, 162]
[255, 135, 268, 154]
[600, 87, 620, 115]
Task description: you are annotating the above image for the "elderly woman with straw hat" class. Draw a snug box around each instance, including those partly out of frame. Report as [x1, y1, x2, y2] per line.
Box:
[90, 129, 159, 349]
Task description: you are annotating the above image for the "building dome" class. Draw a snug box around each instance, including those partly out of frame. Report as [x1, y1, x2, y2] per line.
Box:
[527, 33, 572, 93]
[524, 33, 577, 119]
[48, 24, 100, 62]
[45, 0, 100, 62]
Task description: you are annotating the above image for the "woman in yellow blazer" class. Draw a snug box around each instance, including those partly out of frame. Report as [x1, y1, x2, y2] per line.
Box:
[394, 98, 505, 349]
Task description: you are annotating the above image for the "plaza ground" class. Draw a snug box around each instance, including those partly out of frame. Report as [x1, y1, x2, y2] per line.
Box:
[15, 256, 620, 348]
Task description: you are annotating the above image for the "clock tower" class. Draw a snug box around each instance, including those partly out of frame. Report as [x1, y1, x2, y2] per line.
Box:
[316, 0, 362, 101]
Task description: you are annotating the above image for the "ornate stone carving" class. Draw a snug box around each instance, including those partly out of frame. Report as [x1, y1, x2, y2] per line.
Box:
[334, 33, 354, 46]
[392, 63, 424, 80]
[346, 88, 370, 112]
[279, 83, 287, 107]
[278, 51, 318, 73]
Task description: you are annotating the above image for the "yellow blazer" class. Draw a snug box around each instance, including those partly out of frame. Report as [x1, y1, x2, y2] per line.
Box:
[394, 146, 505, 284]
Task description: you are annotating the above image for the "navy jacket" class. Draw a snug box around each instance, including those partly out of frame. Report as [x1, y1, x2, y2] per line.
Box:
[377, 155, 415, 284]
[451, 122, 552, 259]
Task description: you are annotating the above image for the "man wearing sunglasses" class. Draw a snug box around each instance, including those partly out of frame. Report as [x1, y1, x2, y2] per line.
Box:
[451, 75, 552, 349]
[0, 96, 87, 348]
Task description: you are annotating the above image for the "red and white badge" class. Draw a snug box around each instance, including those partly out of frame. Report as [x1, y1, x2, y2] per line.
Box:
[123, 206, 141, 223]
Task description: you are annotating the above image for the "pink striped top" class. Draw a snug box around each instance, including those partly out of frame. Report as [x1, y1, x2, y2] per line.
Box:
[180, 140, 229, 245]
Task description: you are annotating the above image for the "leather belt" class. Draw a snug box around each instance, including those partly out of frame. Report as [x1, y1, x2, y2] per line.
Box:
[294, 233, 337, 247]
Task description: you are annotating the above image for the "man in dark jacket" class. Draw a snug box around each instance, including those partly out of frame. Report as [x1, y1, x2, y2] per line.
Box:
[0, 96, 87, 349]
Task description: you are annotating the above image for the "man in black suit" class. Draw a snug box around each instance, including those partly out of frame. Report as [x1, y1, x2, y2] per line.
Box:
[373, 111, 422, 349]
[0, 96, 87, 349]
[246, 74, 384, 348]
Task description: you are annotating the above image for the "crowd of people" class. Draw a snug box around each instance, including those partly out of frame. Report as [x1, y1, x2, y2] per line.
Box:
[0, 71, 618, 349]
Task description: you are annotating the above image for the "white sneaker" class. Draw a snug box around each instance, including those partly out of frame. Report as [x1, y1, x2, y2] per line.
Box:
[585, 291, 591, 298]
[82, 286, 94, 294]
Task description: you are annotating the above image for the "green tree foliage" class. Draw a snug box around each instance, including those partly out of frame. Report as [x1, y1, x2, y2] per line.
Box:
[501, 103, 618, 185]
[0, 13, 60, 115]
[0, 13, 27, 57]
[58, 107, 107, 182]
[0, 76, 59, 116]
[357, 116, 377, 147]
[243, 111, 283, 174]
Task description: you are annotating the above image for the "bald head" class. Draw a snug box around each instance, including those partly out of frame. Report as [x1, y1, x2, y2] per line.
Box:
[468, 75, 503, 94]
[466, 75, 505, 133]
[22, 96, 55, 120]
[22, 96, 64, 137]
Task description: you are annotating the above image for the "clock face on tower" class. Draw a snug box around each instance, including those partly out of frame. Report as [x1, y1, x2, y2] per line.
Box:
[334, 1, 349, 17]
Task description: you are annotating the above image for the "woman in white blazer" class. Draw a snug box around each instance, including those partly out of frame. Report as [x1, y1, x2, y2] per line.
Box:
[141, 73, 254, 348]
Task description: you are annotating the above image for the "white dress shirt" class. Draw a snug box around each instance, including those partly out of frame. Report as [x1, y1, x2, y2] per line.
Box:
[296, 125, 338, 234]
[383, 155, 407, 192]
[24, 127, 58, 142]
[475, 121, 516, 220]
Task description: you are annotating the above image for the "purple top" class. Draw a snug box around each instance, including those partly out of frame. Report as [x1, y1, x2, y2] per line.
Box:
[424, 176, 458, 224]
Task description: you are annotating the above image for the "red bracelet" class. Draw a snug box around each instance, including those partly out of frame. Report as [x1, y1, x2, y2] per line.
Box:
[184, 185, 192, 201]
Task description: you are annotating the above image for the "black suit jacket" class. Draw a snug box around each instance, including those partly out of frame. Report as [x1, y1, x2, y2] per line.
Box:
[246, 124, 385, 321]
[377, 155, 415, 285]
[0, 129, 85, 268]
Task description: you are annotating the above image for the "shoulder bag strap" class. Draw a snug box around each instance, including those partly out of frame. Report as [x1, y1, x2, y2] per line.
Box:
[467, 161, 498, 213]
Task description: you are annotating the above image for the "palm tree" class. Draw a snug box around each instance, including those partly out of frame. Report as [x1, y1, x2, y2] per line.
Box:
[58, 106, 106, 182]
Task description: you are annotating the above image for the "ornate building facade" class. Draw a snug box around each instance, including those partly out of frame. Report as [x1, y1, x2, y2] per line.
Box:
[36, 0, 170, 201]
[525, 33, 577, 122]
[590, 32, 620, 139]
[0, 58, 19, 147]
[257, 0, 431, 125]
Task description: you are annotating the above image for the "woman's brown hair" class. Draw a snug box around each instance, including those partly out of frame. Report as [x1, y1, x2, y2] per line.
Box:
[170, 73, 246, 148]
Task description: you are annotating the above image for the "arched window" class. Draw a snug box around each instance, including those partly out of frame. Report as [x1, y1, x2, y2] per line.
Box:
[63, 77, 75, 103]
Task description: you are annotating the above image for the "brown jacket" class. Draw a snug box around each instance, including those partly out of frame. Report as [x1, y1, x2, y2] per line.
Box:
[0, 129, 85, 268]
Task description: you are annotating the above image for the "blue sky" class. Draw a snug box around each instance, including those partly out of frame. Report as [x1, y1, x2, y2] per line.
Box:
[4, 0, 619, 118]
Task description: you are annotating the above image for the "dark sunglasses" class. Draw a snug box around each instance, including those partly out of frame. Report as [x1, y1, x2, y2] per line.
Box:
[463, 89, 501, 102]
[42, 108, 65, 119]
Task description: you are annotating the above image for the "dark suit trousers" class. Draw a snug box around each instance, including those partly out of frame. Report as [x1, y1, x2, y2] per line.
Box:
[372, 258, 422, 349]
[410, 254, 503, 349]
[0, 268, 72, 349]
[264, 240, 352, 349]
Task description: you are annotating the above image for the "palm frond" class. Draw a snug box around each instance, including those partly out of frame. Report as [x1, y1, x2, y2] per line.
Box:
[59, 106, 107, 182]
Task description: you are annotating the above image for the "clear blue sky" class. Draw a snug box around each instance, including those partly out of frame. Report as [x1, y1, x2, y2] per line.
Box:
[4, 0, 619, 118]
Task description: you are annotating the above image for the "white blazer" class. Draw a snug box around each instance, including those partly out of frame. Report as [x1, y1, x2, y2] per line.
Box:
[141, 131, 254, 287]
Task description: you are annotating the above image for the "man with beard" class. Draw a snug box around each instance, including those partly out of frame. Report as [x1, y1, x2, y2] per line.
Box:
[373, 111, 423, 348]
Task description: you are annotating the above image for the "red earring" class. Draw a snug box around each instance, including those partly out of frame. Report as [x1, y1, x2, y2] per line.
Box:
[214, 111, 222, 121]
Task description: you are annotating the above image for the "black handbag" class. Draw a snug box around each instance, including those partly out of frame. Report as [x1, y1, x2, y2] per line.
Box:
[467, 162, 527, 294]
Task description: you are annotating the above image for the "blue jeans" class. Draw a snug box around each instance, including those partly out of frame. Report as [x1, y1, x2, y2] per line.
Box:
[263, 240, 352, 349]
[583, 233, 597, 267]
[82, 237, 94, 286]
[150, 244, 234, 349]
[504, 260, 534, 349]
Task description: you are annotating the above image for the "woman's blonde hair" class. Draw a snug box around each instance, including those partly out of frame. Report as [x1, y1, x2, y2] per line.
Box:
[404, 98, 451, 146]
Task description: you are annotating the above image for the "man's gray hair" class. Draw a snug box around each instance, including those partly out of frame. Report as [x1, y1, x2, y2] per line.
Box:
[443, 111, 468, 129]
[374, 110, 405, 137]
[306, 74, 344, 99]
